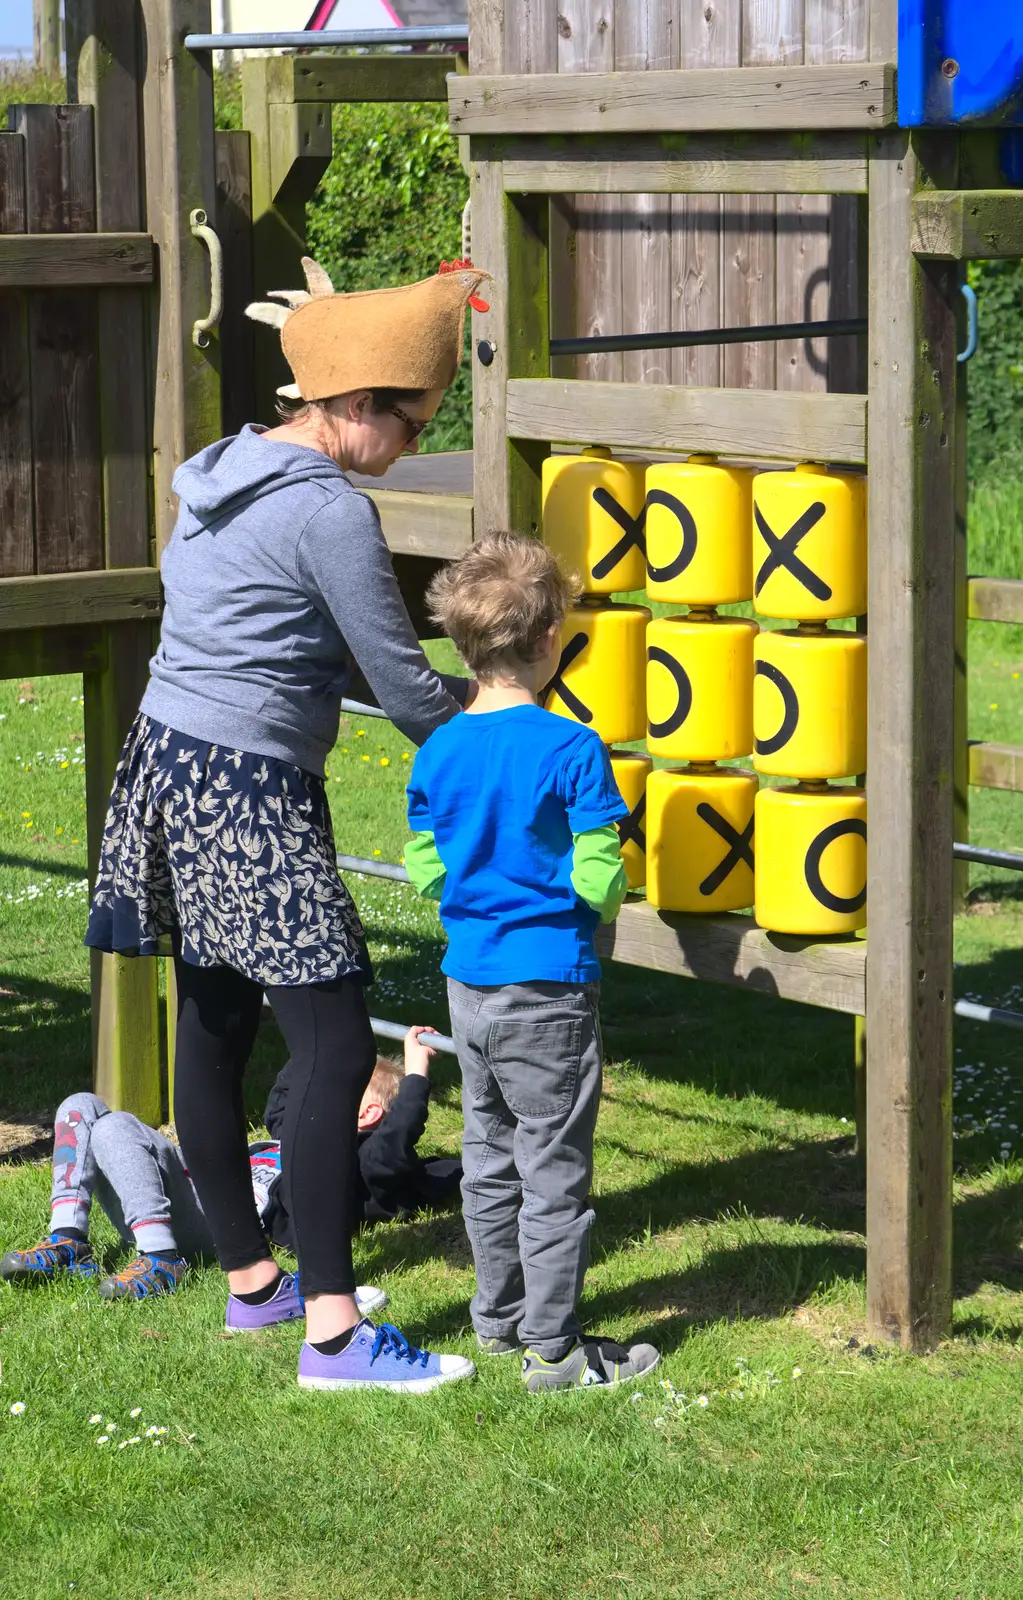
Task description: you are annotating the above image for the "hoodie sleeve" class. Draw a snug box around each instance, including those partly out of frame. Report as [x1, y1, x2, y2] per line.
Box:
[296, 489, 465, 747]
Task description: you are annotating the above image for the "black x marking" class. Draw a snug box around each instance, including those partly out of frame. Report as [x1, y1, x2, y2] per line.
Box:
[753, 500, 832, 602]
[540, 631, 592, 723]
[590, 487, 646, 581]
[696, 802, 755, 897]
[617, 792, 647, 853]
[647, 646, 693, 740]
[645, 489, 698, 584]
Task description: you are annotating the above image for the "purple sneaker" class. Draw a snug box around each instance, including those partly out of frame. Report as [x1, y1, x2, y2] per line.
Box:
[298, 1319, 475, 1393]
[225, 1274, 389, 1333]
[225, 1271, 304, 1334]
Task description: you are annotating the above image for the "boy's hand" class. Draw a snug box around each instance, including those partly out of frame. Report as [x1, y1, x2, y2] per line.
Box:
[404, 1025, 438, 1078]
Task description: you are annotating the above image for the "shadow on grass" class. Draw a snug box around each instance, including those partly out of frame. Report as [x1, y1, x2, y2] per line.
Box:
[0, 850, 89, 881]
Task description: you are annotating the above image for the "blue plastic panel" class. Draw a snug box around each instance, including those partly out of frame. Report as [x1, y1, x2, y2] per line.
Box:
[899, 0, 1023, 125]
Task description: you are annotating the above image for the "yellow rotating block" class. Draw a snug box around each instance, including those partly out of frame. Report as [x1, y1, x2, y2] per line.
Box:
[646, 766, 757, 913]
[752, 462, 866, 621]
[646, 614, 758, 762]
[542, 447, 647, 596]
[609, 750, 653, 890]
[754, 785, 867, 935]
[543, 602, 650, 744]
[646, 455, 753, 605]
[753, 628, 867, 780]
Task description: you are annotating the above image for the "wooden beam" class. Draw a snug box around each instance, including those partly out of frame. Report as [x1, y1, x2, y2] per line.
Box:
[968, 577, 1023, 625]
[142, 0, 221, 554]
[0, 624, 107, 680]
[865, 132, 958, 1353]
[596, 900, 865, 1015]
[449, 65, 896, 136]
[0, 568, 162, 632]
[470, 164, 550, 535]
[486, 132, 868, 195]
[287, 53, 464, 104]
[506, 379, 867, 463]
[968, 741, 1023, 792]
[0, 132, 33, 578]
[363, 489, 473, 559]
[0, 232, 153, 287]
[912, 190, 1023, 260]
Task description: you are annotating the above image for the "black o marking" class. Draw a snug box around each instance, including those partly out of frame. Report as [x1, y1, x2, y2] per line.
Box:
[590, 487, 646, 580]
[539, 631, 592, 723]
[754, 659, 800, 756]
[753, 500, 832, 602]
[647, 646, 693, 740]
[645, 489, 699, 584]
[617, 791, 647, 853]
[804, 817, 866, 914]
[696, 803, 755, 897]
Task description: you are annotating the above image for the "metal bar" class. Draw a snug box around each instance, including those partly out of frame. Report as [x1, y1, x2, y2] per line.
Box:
[549, 317, 867, 359]
[369, 1017, 457, 1054]
[953, 842, 1023, 872]
[337, 852, 410, 883]
[340, 697, 387, 720]
[185, 27, 468, 51]
[955, 1000, 1023, 1032]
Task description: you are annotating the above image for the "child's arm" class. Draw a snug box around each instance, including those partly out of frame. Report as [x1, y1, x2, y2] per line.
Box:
[572, 824, 629, 924]
[404, 831, 447, 901]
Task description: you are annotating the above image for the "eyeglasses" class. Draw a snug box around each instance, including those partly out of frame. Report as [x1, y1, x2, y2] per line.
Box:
[390, 404, 429, 442]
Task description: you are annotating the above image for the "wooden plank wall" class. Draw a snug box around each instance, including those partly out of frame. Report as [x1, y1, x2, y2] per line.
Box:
[0, 105, 105, 577]
[506, 0, 872, 397]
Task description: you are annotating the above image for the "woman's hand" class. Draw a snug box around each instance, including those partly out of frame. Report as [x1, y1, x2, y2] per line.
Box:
[404, 1025, 439, 1078]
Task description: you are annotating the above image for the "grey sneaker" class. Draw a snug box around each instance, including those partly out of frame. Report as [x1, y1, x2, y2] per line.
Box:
[477, 1333, 521, 1356]
[522, 1336, 661, 1393]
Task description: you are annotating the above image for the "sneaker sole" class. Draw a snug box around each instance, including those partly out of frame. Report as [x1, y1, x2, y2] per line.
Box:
[355, 1288, 389, 1316]
[223, 1312, 304, 1335]
[297, 1363, 476, 1394]
[477, 1344, 521, 1357]
[525, 1351, 662, 1394]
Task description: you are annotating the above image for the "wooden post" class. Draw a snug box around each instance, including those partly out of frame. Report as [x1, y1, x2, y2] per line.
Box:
[34, 0, 62, 74]
[69, 0, 162, 1124]
[865, 129, 958, 1351]
[953, 292, 969, 909]
[242, 58, 330, 427]
[141, 0, 221, 556]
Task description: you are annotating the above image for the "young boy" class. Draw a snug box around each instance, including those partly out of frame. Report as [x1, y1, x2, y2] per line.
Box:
[1, 1029, 453, 1314]
[404, 531, 661, 1393]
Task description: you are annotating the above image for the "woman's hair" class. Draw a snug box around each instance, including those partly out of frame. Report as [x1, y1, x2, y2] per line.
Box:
[364, 1055, 403, 1115]
[274, 387, 428, 425]
[427, 531, 580, 680]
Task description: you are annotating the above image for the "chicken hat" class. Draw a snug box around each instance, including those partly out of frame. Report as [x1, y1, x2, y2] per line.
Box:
[246, 257, 491, 402]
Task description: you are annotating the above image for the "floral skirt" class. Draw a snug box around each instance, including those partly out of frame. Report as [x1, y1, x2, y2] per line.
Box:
[85, 716, 371, 988]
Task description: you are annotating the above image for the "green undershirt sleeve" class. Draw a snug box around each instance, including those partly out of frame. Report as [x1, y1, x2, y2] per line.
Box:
[404, 830, 447, 901]
[571, 823, 628, 924]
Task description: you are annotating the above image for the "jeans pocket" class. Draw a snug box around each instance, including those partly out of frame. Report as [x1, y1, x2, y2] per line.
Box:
[486, 1016, 582, 1118]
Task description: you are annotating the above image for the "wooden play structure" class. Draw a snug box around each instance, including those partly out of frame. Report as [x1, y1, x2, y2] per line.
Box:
[3, 0, 1023, 1351]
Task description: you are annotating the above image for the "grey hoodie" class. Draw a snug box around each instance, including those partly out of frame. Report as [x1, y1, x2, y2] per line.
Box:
[141, 426, 466, 775]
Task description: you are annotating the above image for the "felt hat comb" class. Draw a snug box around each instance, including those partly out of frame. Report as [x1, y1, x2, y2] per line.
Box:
[246, 257, 491, 402]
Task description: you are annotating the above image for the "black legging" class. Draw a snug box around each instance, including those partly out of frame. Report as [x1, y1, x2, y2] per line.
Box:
[172, 956, 376, 1297]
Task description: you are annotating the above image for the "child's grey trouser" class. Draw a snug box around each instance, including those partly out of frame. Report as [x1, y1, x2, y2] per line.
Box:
[50, 1093, 214, 1258]
[447, 977, 602, 1361]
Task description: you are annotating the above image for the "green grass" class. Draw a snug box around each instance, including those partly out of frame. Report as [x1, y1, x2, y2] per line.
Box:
[1, 508, 1022, 1594]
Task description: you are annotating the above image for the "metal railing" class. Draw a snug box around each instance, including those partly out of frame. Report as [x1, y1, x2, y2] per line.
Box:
[185, 26, 467, 51]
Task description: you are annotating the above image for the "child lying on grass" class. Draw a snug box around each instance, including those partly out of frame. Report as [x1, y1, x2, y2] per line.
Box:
[1, 1027, 457, 1322]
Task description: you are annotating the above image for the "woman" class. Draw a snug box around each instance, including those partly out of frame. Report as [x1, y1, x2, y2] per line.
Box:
[85, 260, 489, 1392]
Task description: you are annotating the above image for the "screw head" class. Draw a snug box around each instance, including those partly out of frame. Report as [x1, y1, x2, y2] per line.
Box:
[941, 57, 959, 79]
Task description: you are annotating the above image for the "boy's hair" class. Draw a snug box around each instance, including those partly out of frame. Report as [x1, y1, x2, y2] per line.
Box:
[427, 531, 579, 680]
[363, 1055, 403, 1115]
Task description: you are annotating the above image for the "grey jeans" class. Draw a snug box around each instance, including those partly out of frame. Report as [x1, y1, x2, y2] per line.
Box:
[50, 1093, 214, 1259]
[447, 977, 603, 1360]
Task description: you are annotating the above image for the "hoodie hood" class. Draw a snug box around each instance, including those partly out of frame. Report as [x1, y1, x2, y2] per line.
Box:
[173, 424, 344, 536]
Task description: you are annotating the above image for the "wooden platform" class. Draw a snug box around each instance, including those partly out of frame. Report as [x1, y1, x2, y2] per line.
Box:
[348, 452, 474, 559]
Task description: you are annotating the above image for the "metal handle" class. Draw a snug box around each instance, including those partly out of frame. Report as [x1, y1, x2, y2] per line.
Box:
[189, 208, 223, 349]
[958, 282, 978, 364]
